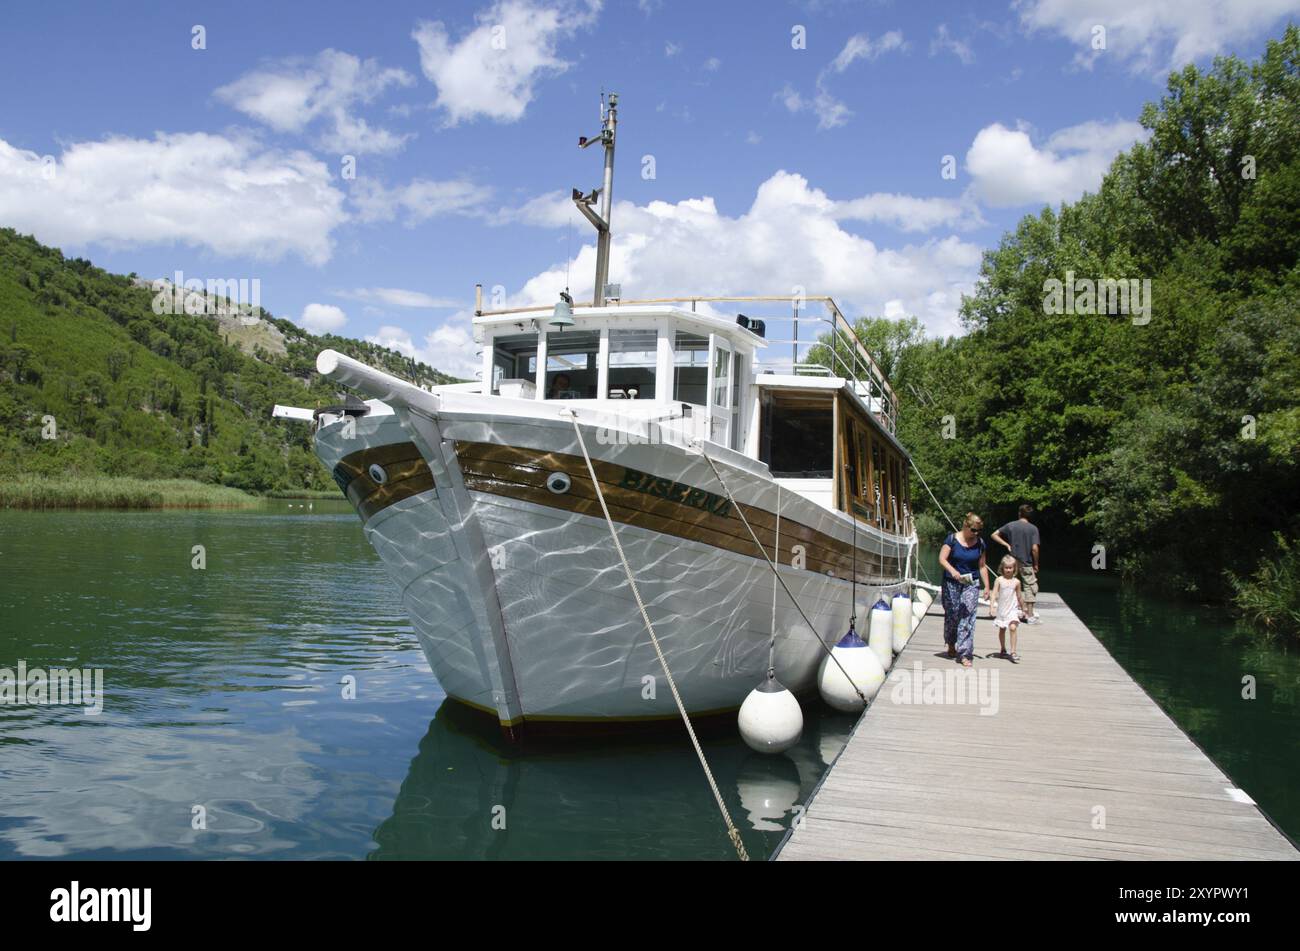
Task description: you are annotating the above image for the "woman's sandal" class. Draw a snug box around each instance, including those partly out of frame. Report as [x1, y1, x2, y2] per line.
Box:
[1009, 653, 1020, 664]
[960, 658, 972, 668]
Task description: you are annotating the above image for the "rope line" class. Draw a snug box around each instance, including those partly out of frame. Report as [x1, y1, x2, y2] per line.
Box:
[695, 445, 867, 703]
[768, 484, 780, 677]
[908, 456, 959, 535]
[566, 413, 749, 862]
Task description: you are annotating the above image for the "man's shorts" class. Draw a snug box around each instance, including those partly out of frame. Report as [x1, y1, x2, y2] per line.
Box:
[1018, 564, 1038, 607]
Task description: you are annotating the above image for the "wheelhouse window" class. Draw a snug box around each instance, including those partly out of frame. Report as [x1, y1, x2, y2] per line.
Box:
[544, 330, 599, 399]
[608, 328, 657, 399]
[491, 333, 539, 395]
[672, 331, 708, 405]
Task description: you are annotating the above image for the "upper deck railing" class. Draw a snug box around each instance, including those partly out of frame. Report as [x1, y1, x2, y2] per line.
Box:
[475, 291, 898, 435]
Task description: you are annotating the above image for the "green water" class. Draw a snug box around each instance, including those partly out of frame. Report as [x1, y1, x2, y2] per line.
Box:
[0, 505, 852, 860]
[2, 510, 1296, 859]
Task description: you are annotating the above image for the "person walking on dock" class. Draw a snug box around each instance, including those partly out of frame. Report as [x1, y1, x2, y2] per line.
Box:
[990, 555, 1025, 662]
[992, 505, 1041, 624]
[938, 513, 990, 667]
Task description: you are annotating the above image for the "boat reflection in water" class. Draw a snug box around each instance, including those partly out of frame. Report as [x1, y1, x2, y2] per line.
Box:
[370, 701, 854, 860]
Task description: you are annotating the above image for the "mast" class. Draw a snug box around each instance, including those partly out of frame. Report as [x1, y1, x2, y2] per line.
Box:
[573, 92, 618, 306]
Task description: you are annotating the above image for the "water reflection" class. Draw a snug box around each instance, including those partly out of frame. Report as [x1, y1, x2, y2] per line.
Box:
[371, 701, 854, 860]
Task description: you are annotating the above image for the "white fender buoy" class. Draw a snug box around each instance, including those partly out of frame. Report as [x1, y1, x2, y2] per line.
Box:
[817, 625, 885, 712]
[911, 586, 935, 632]
[891, 591, 911, 653]
[738, 673, 803, 754]
[868, 598, 894, 671]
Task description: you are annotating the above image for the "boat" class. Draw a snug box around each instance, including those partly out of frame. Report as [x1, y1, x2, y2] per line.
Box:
[275, 93, 918, 738]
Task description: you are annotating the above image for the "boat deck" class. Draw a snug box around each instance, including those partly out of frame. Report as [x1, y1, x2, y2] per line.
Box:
[774, 592, 1299, 861]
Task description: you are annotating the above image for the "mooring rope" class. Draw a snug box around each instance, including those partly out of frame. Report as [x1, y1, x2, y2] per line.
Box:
[908, 456, 959, 535]
[695, 445, 868, 704]
[768, 484, 780, 677]
[565, 413, 749, 862]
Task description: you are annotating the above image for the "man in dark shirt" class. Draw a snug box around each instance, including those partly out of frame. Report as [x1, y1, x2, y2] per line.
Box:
[992, 505, 1041, 623]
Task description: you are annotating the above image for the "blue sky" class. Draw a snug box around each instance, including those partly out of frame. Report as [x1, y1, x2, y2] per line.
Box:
[1, 0, 1296, 376]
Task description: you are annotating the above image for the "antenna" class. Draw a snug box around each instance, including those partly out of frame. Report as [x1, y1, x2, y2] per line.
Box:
[573, 91, 618, 306]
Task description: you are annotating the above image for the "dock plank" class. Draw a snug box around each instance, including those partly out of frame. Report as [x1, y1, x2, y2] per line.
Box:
[775, 592, 1298, 861]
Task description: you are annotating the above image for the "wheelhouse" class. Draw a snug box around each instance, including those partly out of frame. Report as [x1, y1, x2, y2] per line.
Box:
[476, 303, 762, 452]
[473, 294, 912, 535]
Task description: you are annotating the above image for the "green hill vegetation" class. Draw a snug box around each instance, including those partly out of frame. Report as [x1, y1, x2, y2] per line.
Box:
[0, 227, 459, 501]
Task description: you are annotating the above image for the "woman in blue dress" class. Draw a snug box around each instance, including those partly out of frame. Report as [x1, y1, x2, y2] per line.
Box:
[938, 513, 991, 667]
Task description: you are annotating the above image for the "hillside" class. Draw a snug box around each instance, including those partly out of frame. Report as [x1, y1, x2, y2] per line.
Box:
[0, 228, 460, 494]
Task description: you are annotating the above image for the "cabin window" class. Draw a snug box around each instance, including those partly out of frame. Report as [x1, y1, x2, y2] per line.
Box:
[544, 330, 599, 399]
[672, 332, 709, 405]
[608, 328, 658, 399]
[842, 418, 861, 507]
[856, 429, 873, 519]
[491, 333, 539, 393]
[871, 435, 885, 520]
[712, 345, 730, 408]
[890, 455, 902, 528]
[759, 389, 833, 478]
[730, 353, 745, 450]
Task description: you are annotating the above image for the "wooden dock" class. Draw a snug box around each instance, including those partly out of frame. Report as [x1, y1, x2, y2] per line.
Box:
[775, 592, 1299, 861]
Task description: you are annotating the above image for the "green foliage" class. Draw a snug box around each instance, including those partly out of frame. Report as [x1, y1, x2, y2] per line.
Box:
[877, 25, 1300, 625]
[1229, 535, 1300, 639]
[0, 227, 461, 500]
[912, 511, 945, 543]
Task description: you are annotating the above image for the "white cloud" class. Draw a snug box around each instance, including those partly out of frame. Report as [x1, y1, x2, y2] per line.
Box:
[413, 0, 602, 126]
[703, 56, 722, 71]
[495, 170, 983, 335]
[745, 131, 762, 145]
[215, 49, 414, 154]
[834, 192, 984, 232]
[351, 176, 483, 225]
[965, 119, 1146, 207]
[300, 303, 348, 334]
[334, 287, 462, 308]
[492, 180, 977, 234]
[778, 84, 851, 131]
[665, 41, 682, 58]
[367, 319, 481, 379]
[1015, 0, 1300, 73]
[782, 31, 907, 130]
[0, 133, 347, 265]
[829, 30, 906, 73]
[930, 24, 975, 64]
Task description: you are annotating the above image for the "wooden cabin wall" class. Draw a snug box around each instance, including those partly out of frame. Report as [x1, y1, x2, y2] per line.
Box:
[835, 392, 911, 535]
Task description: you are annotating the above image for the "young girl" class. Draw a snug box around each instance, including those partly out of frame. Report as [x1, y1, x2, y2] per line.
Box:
[990, 555, 1026, 663]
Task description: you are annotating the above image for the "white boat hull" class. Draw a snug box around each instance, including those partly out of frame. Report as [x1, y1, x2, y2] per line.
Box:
[316, 400, 912, 734]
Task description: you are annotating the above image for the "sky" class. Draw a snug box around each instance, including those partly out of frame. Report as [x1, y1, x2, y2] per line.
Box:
[1, 0, 1297, 378]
